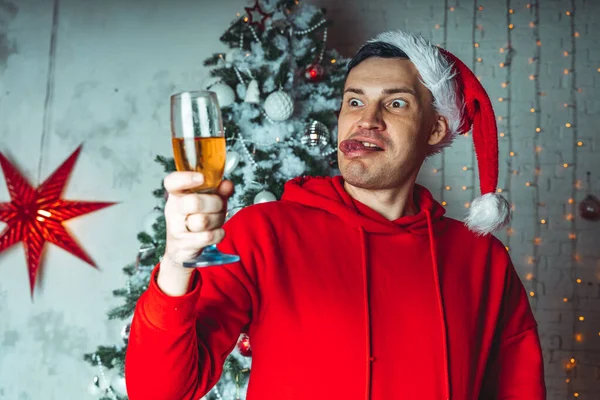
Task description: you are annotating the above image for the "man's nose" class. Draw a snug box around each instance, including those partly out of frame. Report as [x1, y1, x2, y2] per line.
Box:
[357, 105, 385, 130]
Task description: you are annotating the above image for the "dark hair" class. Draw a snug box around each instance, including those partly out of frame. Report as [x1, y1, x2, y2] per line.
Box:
[347, 42, 409, 74]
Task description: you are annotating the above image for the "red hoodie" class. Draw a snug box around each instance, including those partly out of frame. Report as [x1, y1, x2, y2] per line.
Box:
[125, 176, 546, 400]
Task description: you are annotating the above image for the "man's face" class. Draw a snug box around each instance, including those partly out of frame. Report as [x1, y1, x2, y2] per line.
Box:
[337, 57, 442, 191]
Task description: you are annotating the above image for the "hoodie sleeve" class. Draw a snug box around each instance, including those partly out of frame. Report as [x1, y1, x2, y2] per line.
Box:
[124, 212, 259, 400]
[479, 243, 546, 399]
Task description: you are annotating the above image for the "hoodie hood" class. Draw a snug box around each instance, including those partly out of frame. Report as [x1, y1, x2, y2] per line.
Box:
[281, 176, 447, 235]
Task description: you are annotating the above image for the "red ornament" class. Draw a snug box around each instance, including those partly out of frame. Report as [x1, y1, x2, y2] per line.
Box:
[0, 145, 117, 297]
[244, 0, 273, 32]
[237, 333, 252, 357]
[305, 63, 325, 82]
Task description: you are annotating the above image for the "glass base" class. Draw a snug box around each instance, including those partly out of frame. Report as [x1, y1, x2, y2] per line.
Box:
[183, 244, 240, 268]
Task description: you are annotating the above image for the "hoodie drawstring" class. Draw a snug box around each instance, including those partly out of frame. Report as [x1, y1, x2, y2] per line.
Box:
[359, 227, 372, 400]
[426, 210, 451, 400]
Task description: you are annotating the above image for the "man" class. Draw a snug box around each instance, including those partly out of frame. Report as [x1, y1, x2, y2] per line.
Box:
[125, 30, 546, 399]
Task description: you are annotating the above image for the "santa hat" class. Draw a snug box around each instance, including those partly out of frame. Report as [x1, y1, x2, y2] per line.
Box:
[369, 30, 512, 235]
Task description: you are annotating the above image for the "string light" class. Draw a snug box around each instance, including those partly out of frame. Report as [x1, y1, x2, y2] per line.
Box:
[436, 4, 450, 209]
[565, 3, 585, 393]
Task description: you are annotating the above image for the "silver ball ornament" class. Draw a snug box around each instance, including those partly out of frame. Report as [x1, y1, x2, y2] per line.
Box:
[264, 90, 294, 121]
[301, 120, 330, 148]
[224, 150, 241, 175]
[253, 190, 277, 204]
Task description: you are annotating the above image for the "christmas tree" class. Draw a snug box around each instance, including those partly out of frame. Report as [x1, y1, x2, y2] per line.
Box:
[83, 1, 348, 398]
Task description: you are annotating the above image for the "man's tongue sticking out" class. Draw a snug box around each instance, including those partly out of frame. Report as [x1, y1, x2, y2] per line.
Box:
[339, 139, 383, 154]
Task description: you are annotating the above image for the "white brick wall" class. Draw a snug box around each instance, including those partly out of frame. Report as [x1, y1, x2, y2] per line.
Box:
[0, 0, 598, 398]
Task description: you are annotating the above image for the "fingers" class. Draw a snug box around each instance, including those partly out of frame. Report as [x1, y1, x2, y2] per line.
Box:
[178, 193, 225, 215]
[165, 228, 226, 265]
[216, 180, 234, 198]
[169, 228, 226, 249]
[184, 212, 226, 232]
[164, 172, 204, 195]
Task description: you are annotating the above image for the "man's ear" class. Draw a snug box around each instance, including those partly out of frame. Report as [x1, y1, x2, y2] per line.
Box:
[428, 115, 449, 146]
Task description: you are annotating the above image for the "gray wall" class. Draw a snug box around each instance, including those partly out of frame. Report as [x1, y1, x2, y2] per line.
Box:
[1, 0, 599, 399]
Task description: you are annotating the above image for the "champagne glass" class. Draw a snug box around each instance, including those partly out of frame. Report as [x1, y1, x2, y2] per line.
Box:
[170, 91, 240, 267]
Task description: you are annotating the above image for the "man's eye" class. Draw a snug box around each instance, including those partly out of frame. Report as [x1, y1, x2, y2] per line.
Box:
[348, 98, 364, 107]
[390, 99, 407, 108]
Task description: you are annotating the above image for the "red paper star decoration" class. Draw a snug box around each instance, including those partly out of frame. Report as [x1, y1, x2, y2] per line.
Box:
[244, 0, 273, 31]
[0, 145, 116, 297]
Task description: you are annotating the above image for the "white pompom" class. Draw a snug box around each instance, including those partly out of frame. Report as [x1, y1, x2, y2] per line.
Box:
[264, 90, 294, 121]
[465, 193, 512, 235]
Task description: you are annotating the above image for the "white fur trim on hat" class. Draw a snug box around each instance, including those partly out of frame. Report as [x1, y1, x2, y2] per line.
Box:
[465, 193, 512, 235]
[370, 31, 463, 155]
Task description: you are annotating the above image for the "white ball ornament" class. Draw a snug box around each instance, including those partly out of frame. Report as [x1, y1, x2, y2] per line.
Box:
[111, 374, 128, 396]
[88, 376, 103, 396]
[253, 190, 277, 204]
[264, 90, 294, 121]
[201, 75, 222, 90]
[209, 82, 236, 107]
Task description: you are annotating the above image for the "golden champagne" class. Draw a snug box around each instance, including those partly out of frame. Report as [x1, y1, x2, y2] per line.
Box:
[172, 137, 226, 192]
